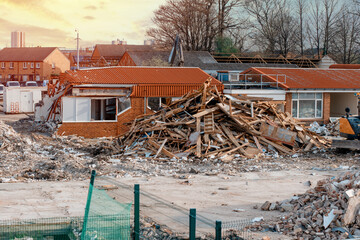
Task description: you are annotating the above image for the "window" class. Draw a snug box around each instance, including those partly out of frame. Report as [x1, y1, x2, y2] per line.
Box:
[0, 74, 2, 79]
[23, 62, 27, 69]
[292, 93, 322, 119]
[36, 75, 40, 81]
[52, 63, 55, 69]
[1, 62, 5, 69]
[229, 73, 239, 82]
[36, 63, 40, 69]
[91, 98, 116, 121]
[9, 62, 14, 69]
[118, 97, 131, 114]
[31, 63, 34, 69]
[147, 97, 167, 111]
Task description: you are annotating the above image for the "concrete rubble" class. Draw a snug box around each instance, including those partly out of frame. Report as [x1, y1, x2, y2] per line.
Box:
[252, 171, 360, 239]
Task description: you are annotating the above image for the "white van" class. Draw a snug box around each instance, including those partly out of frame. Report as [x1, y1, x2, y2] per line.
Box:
[6, 81, 20, 87]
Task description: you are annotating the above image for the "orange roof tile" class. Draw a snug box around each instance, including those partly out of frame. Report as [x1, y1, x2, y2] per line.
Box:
[242, 68, 360, 89]
[64, 67, 223, 97]
[0, 47, 57, 61]
[329, 64, 360, 69]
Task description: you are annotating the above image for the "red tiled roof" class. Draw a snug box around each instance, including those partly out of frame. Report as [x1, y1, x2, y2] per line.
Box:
[242, 68, 360, 89]
[329, 64, 360, 69]
[92, 44, 154, 59]
[65, 66, 219, 85]
[64, 67, 223, 97]
[0, 47, 57, 61]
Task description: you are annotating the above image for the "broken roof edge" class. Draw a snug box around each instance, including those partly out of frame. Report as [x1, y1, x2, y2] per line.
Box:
[241, 67, 290, 90]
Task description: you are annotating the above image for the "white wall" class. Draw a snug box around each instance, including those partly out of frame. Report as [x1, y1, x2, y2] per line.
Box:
[330, 93, 358, 116]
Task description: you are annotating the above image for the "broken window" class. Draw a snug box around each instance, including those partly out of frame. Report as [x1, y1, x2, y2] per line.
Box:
[292, 93, 322, 119]
[91, 98, 117, 121]
[147, 97, 167, 111]
[118, 97, 131, 114]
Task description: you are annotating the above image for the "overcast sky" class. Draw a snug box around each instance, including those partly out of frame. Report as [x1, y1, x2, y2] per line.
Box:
[0, 0, 166, 49]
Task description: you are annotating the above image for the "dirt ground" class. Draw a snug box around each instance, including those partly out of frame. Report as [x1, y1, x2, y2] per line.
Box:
[0, 112, 359, 239]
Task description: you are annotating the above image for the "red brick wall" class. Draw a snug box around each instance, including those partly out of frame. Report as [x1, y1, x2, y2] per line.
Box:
[285, 92, 330, 125]
[57, 97, 147, 138]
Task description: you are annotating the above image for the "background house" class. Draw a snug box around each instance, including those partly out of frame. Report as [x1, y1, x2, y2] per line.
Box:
[0, 47, 70, 86]
[232, 67, 360, 124]
[53, 66, 223, 138]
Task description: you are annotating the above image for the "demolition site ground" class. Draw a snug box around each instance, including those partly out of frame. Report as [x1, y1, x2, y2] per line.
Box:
[1, 111, 360, 239]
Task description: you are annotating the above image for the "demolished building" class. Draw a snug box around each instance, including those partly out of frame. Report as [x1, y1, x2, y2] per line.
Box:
[36, 66, 223, 138]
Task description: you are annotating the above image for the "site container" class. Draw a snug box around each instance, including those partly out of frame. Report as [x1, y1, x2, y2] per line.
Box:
[3, 87, 46, 113]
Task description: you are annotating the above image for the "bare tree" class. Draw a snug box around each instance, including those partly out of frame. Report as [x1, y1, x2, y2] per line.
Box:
[296, 0, 307, 56]
[147, 0, 242, 51]
[330, 3, 360, 63]
[242, 0, 284, 53]
[306, 1, 324, 58]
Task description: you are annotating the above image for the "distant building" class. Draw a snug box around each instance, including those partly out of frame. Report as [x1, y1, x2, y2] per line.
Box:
[11, 31, 25, 48]
[0, 47, 70, 85]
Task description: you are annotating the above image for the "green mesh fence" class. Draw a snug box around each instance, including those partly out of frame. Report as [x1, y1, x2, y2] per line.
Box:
[82, 188, 132, 240]
[221, 219, 253, 240]
[0, 216, 83, 240]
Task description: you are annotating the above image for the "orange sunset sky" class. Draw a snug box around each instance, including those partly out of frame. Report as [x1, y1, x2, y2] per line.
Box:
[0, 0, 167, 48]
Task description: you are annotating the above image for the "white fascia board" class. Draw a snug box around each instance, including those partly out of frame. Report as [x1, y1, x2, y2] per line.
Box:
[224, 89, 286, 95]
[288, 89, 360, 93]
[73, 84, 133, 88]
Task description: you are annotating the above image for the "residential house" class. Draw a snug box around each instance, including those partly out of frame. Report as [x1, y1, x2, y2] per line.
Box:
[230, 67, 360, 124]
[91, 44, 155, 67]
[118, 50, 298, 78]
[47, 67, 222, 138]
[0, 47, 70, 85]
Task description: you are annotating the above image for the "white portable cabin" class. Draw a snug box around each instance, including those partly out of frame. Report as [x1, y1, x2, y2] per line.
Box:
[3, 87, 46, 113]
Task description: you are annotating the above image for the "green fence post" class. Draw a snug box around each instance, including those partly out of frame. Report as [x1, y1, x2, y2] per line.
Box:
[134, 184, 140, 240]
[82, 170, 96, 240]
[189, 208, 196, 240]
[215, 220, 222, 240]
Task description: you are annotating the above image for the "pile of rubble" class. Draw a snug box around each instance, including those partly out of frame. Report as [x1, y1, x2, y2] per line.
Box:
[253, 171, 360, 239]
[118, 81, 329, 160]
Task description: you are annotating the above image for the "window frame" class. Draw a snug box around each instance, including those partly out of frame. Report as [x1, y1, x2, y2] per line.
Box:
[1, 62, 5, 69]
[291, 92, 323, 119]
[36, 63, 40, 69]
[31, 63, 34, 69]
[117, 97, 131, 115]
[23, 62, 27, 69]
[9, 62, 14, 69]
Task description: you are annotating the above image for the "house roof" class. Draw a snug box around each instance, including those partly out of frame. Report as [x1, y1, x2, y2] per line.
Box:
[65, 66, 221, 85]
[124, 50, 217, 66]
[123, 51, 298, 70]
[0, 47, 57, 61]
[64, 66, 223, 97]
[329, 64, 360, 69]
[92, 44, 154, 59]
[242, 67, 360, 89]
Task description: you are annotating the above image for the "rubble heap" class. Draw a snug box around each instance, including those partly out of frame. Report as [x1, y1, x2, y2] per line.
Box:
[254, 171, 360, 239]
[118, 81, 329, 159]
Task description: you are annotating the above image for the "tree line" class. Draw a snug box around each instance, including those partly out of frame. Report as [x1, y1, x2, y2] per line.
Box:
[146, 0, 360, 64]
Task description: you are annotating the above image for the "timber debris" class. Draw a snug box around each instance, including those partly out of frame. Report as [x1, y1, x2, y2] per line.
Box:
[118, 81, 329, 159]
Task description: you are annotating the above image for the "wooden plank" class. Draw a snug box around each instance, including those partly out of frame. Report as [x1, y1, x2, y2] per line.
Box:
[192, 106, 219, 118]
[154, 139, 168, 158]
[220, 143, 250, 156]
[253, 136, 263, 152]
[258, 137, 293, 154]
[148, 139, 178, 159]
[196, 117, 202, 157]
[220, 123, 252, 157]
[344, 193, 360, 225]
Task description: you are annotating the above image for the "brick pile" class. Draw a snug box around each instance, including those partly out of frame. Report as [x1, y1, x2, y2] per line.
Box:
[253, 171, 360, 239]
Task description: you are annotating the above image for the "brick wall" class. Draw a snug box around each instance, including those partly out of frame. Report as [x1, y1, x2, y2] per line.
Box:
[323, 92, 330, 124]
[43, 48, 70, 79]
[285, 92, 292, 114]
[57, 97, 146, 138]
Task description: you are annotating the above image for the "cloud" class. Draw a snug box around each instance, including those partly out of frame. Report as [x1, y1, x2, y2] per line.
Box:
[1, 0, 71, 27]
[83, 16, 95, 20]
[0, 17, 72, 47]
[84, 5, 97, 10]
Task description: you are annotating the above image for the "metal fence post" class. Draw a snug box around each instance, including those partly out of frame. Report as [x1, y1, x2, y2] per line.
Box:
[82, 170, 96, 240]
[189, 208, 196, 240]
[215, 220, 222, 240]
[134, 184, 140, 240]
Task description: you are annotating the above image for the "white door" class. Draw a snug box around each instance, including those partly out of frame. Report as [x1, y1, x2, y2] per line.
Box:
[20, 91, 33, 112]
